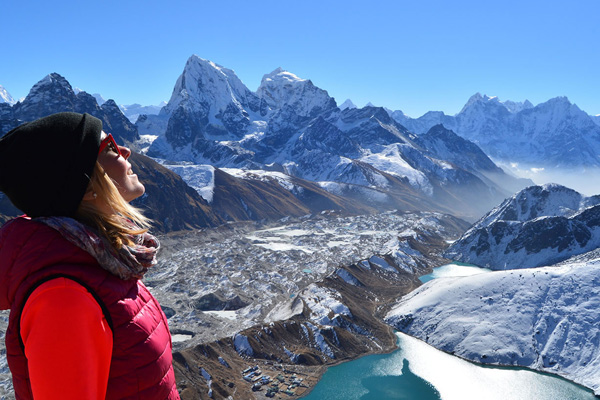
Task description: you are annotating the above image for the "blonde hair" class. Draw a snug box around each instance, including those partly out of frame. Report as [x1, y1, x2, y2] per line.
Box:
[76, 162, 151, 249]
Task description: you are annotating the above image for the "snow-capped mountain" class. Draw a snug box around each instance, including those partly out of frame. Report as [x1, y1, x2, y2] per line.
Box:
[73, 88, 165, 124]
[338, 99, 357, 110]
[162, 56, 266, 140]
[0, 85, 15, 105]
[445, 184, 600, 270]
[0, 73, 139, 144]
[120, 102, 165, 123]
[0, 72, 395, 230]
[256, 68, 336, 118]
[74, 89, 107, 107]
[386, 255, 600, 396]
[393, 93, 600, 168]
[592, 114, 600, 126]
[142, 56, 526, 220]
[92, 93, 107, 105]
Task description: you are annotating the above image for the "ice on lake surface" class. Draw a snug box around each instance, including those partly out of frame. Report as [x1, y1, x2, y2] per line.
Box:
[304, 332, 597, 400]
[419, 262, 492, 283]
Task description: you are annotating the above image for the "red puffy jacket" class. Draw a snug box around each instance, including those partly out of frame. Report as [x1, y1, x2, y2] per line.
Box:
[0, 217, 180, 399]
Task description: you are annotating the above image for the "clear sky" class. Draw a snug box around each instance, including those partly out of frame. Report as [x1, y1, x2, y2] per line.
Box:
[2, 0, 598, 117]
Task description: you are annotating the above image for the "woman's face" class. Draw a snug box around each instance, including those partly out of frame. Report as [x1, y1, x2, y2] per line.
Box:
[97, 132, 145, 202]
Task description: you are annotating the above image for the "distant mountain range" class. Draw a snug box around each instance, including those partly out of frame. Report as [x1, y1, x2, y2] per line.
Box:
[392, 94, 600, 168]
[72, 89, 165, 123]
[3, 55, 598, 227]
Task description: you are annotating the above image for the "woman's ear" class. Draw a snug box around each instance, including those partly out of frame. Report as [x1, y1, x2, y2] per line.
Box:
[82, 189, 97, 201]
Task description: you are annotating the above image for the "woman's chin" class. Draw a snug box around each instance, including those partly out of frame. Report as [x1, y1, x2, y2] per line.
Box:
[122, 185, 145, 203]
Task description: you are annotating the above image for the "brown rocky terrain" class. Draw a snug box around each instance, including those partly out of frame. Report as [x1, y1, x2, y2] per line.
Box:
[170, 221, 457, 399]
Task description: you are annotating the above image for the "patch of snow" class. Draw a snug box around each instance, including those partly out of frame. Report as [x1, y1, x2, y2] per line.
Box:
[163, 164, 215, 202]
[200, 367, 212, 381]
[302, 284, 351, 326]
[221, 168, 298, 192]
[233, 334, 254, 356]
[305, 322, 335, 359]
[339, 99, 357, 110]
[218, 356, 230, 368]
[0, 85, 16, 105]
[327, 240, 351, 248]
[358, 260, 371, 270]
[171, 334, 193, 343]
[336, 269, 360, 286]
[368, 255, 397, 273]
[265, 297, 304, 323]
[252, 242, 314, 253]
[205, 310, 237, 320]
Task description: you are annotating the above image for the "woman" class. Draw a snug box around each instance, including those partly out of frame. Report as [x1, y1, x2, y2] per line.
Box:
[0, 112, 180, 399]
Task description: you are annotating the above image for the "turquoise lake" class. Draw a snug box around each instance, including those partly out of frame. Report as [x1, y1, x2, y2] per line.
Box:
[302, 263, 597, 400]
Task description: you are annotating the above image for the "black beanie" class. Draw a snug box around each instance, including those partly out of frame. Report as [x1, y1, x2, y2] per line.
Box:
[0, 112, 103, 217]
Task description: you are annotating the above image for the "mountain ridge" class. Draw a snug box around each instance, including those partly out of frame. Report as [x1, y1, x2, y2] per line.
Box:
[393, 94, 600, 168]
[139, 55, 528, 221]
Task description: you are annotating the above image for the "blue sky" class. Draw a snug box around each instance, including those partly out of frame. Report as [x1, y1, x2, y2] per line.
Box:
[2, 0, 598, 117]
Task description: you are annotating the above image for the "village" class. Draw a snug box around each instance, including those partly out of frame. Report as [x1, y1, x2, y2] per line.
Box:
[241, 362, 316, 398]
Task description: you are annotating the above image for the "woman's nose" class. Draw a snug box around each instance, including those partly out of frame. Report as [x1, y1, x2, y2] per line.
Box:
[119, 145, 131, 159]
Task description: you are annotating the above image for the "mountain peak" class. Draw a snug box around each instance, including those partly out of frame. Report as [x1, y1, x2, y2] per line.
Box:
[535, 96, 588, 118]
[459, 93, 501, 114]
[544, 96, 572, 107]
[260, 68, 305, 85]
[256, 67, 334, 117]
[164, 55, 256, 122]
[20, 73, 76, 112]
[0, 85, 15, 105]
[30, 73, 73, 93]
[502, 99, 534, 113]
[458, 93, 538, 115]
[186, 55, 223, 71]
[339, 99, 357, 110]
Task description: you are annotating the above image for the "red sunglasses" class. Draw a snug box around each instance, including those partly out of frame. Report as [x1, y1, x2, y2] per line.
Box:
[98, 133, 122, 157]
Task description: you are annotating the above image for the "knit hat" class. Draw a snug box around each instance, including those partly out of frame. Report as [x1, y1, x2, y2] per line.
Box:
[0, 112, 103, 217]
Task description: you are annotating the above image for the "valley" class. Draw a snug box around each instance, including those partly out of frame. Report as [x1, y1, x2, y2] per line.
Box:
[147, 210, 467, 399]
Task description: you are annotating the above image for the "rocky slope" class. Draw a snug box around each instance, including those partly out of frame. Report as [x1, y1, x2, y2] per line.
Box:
[142, 210, 468, 399]
[445, 184, 600, 269]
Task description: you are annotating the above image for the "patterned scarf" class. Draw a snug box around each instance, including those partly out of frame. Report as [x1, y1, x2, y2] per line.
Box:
[35, 216, 160, 280]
